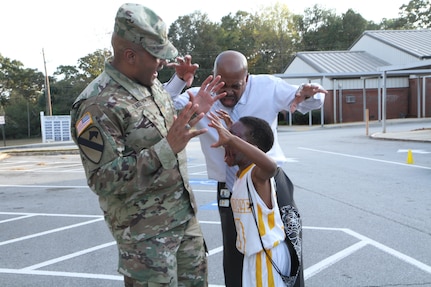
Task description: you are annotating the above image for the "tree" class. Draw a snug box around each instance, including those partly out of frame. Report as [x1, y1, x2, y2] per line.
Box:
[167, 12, 222, 84]
[0, 56, 45, 138]
[50, 51, 108, 116]
[54, 65, 80, 82]
[297, 5, 380, 52]
[400, 0, 431, 28]
[218, 11, 257, 56]
[167, 2, 301, 81]
[5, 94, 42, 138]
[13, 68, 45, 104]
[77, 49, 111, 81]
[341, 9, 369, 46]
[297, 5, 344, 51]
[249, 2, 299, 73]
[379, 17, 411, 30]
[0, 55, 23, 107]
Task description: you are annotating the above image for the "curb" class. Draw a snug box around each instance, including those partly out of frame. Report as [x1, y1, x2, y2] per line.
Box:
[369, 128, 431, 143]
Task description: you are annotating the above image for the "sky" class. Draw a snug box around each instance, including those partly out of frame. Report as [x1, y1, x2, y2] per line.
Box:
[1, 0, 409, 75]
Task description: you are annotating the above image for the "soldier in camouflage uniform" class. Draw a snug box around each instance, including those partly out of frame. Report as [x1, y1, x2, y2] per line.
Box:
[70, 3, 225, 287]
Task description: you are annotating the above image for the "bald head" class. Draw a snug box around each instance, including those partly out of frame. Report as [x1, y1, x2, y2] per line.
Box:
[213, 51, 249, 108]
[213, 50, 248, 77]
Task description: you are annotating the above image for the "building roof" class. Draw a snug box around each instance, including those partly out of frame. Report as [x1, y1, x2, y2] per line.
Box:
[350, 29, 431, 59]
[294, 50, 390, 73]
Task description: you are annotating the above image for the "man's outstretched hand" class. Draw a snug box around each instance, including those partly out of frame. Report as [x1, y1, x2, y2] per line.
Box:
[188, 75, 226, 114]
[166, 55, 199, 87]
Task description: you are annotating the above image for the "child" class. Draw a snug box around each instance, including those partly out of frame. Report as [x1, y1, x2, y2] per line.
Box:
[208, 113, 291, 287]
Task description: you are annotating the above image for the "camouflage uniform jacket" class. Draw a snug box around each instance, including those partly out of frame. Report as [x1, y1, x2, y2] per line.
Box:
[70, 61, 197, 246]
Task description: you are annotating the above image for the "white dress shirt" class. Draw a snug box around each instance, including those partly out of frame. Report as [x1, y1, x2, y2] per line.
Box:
[171, 74, 323, 182]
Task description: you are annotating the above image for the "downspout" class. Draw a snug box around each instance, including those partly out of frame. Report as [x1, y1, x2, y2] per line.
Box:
[382, 71, 387, 133]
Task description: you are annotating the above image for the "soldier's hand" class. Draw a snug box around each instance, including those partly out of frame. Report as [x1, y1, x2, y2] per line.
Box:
[166, 101, 206, 154]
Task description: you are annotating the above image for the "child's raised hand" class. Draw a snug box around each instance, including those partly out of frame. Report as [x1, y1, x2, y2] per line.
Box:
[208, 112, 232, 148]
[215, 109, 233, 128]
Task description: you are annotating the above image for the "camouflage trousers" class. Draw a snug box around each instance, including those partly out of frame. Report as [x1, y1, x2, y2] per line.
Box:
[120, 216, 208, 287]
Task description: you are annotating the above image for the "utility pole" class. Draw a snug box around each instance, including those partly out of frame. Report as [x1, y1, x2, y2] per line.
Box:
[42, 48, 52, 116]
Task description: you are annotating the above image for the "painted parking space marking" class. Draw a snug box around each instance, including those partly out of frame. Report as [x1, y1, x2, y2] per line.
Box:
[0, 158, 83, 172]
[199, 201, 218, 210]
[0, 184, 88, 189]
[303, 226, 431, 279]
[299, 147, 431, 169]
[1, 212, 430, 284]
[22, 241, 117, 271]
[397, 149, 431, 154]
[1, 154, 430, 286]
[0, 216, 104, 246]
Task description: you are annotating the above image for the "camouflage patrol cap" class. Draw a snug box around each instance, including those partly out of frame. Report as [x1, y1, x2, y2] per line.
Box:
[114, 3, 178, 60]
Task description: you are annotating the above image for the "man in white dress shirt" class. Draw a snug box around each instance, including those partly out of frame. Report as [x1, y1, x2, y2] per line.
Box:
[171, 50, 327, 287]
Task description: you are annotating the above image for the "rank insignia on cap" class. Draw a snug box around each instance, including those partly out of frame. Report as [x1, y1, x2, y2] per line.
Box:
[76, 112, 93, 137]
[77, 126, 104, 163]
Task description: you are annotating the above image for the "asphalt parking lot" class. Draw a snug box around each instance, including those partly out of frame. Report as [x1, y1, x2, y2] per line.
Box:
[1, 120, 431, 286]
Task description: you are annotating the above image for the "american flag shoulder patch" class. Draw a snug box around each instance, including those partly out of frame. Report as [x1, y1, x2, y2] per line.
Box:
[76, 112, 93, 137]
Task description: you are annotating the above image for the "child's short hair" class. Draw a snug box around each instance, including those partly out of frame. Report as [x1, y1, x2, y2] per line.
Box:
[239, 116, 274, 153]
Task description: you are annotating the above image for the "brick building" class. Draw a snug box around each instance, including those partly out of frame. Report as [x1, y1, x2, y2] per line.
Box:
[277, 29, 431, 124]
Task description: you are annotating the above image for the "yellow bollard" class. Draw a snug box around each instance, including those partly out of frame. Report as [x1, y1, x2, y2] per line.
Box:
[406, 149, 414, 164]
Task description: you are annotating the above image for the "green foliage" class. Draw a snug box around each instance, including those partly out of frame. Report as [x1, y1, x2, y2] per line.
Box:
[379, 17, 411, 30]
[50, 49, 109, 115]
[54, 65, 80, 81]
[297, 5, 373, 51]
[245, 3, 300, 74]
[341, 9, 369, 46]
[77, 49, 111, 80]
[50, 80, 86, 115]
[400, 0, 431, 28]
[0, 54, 45, 138]
[167, 2, 301, 84]
[0, 55, 24, 107]
[166, 11, 223, 83]
[3, 95, 41, 138]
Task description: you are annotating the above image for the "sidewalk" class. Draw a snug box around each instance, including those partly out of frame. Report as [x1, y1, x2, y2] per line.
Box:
[370, 128, 431, 142]
[278, 118, 431, 143]
[0, 140, 78, 156]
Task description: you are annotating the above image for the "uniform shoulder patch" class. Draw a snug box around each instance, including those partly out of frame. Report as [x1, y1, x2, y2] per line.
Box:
[77, 126, 104, 164]
[76, 112, 93, 137]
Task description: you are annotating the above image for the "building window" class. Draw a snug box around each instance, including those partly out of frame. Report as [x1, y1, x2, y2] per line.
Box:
[346, 95, 356, 103]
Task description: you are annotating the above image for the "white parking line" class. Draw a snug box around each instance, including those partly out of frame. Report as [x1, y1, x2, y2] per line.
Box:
[0, 268, 122, 281]
[0, 184, 216, 193]
[305, 240, 368, 279]
[299, 147, 431, 169]
[397, 149, 431, 154]
[0, 169, 84, 173]
[0, 217, 430, 284]
[0, 184, 88, 189]
[0, 212, 101, 218]
[304, 226, 431, 278]
[0, 160, 83, 172]
[0, 268, 221, 287]
[0, 214, 36, 224]
[22, 241, 117, 271]
[0, 217, 104, 246]
[342, 228, 431, 274]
